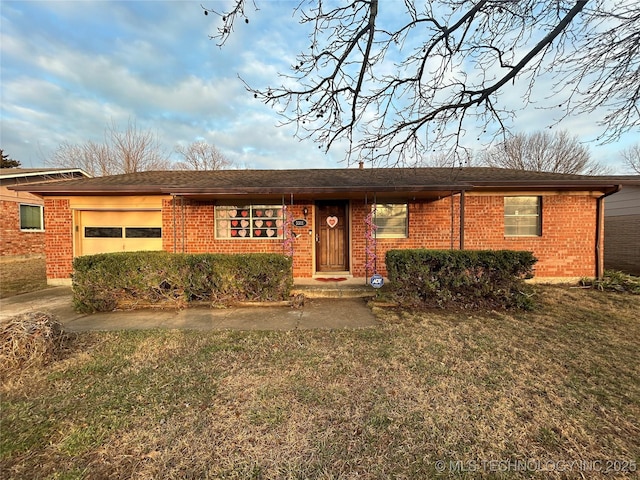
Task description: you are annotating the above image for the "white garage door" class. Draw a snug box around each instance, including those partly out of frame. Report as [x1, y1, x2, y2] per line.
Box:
[78, 210, 162, 256]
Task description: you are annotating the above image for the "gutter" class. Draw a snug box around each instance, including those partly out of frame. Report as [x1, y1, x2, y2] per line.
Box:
[460, 190, 465, 250]
[595, 185, 622, 279]
[0, 168, 91, 180]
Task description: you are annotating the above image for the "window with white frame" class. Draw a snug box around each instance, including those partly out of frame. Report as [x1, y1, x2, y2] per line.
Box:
[504, 196, 541, 236]
[215, 204, 284, 239]
[374, 203, 408, 238]
[19, 204, 44, 231]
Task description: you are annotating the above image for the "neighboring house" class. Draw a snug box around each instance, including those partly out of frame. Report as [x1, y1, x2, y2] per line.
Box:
[12, 167, 634, 285]
[1, 168, 90, 258]
[604, 182, 640, 275]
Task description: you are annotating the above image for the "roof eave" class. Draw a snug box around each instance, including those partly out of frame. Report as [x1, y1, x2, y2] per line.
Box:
[472, 181, 623, 191]
[11, 180, 625, 196]
[168, 184, 473, 195]
[0, 168, 91, 180]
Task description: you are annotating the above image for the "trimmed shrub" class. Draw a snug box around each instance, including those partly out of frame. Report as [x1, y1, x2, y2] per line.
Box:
[72, 252, 293, 313]
[385, 249, 537, 310]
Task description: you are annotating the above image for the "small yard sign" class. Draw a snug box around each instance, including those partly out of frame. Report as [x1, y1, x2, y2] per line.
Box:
[370, 274, 384, 289]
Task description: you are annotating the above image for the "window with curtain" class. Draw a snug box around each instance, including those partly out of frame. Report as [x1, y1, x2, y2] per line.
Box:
[374, 203, 408, 238]
[19, 204, 44, 231]
[504, 197, 542, 236]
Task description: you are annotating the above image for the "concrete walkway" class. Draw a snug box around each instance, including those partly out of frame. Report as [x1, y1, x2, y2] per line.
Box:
[0, 286, 379, 331]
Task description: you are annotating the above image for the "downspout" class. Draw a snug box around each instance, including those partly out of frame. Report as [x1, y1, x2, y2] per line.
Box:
[450, 193, 454, 250]
[172, 194, 177, 253]
[181, 196, 186, 253]
[595, 185, 622, 279]
[459, 190, 465, 250]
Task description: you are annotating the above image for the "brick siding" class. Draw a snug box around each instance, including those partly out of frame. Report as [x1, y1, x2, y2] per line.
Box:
[463, 194, 597, 278]
[354, 194, 597, 279]
[0, 200, 45, 256]
[43, 198, 74, 281]
[43, 193, 599, 282]
[162, 199, 315, 277]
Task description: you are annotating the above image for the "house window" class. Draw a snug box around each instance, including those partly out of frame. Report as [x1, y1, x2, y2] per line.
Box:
[374, 203, 408, 238]
[19, 204, 44, 231]
[215, 205, 284, 239]
[504, 197, 542, 236]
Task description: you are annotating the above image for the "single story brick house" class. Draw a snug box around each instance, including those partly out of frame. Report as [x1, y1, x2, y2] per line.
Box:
[1, 168, 90, 258]
[12, 167, 636, 286]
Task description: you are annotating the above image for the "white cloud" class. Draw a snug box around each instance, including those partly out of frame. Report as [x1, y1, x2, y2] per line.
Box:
[1, 0, 637, 172]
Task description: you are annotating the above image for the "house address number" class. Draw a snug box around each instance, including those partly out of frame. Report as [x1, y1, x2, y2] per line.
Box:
[293, 219, 308, 227]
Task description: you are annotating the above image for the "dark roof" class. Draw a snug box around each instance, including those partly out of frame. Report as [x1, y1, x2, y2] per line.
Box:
[11, 167, 635, 197]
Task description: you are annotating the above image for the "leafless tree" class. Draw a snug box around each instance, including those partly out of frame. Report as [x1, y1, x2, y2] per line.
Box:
[107, 120, 171, 174]
[620, 143, 640, 174]
[480, 130, 608, 175]
[46, 120, 171, 176]
[49, 141, 113, 177]
[421, 150, 474, 168]
[174, 141, 232, 170]
[206, 0, 640, 166]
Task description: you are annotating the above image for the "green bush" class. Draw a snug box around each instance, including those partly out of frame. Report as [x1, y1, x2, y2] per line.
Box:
[72, 252, 293, 313]
[385, 249, 537, 310]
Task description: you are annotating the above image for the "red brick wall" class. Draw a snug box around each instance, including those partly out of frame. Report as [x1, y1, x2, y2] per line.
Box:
[161, 199, 315, 278]
[0, 200, 45, 256]
[353, 194, 597, 279]
[44, 193, 598, 282]
[351, 197, 462, 278]
[463, 194, 597, 278]
[43, 199, 74, 281]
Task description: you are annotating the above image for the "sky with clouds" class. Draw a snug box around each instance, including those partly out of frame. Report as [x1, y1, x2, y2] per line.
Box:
[1, 0, 637, 172]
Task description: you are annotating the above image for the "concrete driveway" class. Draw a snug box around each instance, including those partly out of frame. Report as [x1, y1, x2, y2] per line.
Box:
[0, 286, 379, 331]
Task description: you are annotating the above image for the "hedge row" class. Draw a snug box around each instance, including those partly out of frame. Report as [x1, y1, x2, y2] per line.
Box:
[72, 252, 293, 313]
[385, 249, 537, 310]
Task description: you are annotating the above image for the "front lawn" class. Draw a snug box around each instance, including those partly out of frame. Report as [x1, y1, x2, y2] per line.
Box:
[0, 256, 47, 299]
[1, 285, 638, 479]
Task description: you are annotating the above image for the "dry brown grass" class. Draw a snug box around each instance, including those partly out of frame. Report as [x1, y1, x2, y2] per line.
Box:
[1, 285, 639, 479]
[0, 256, 47, 298]
[0, 312, 72, 375]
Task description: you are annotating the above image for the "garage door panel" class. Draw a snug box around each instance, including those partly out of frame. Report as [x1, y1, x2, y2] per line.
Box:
[81, 211, 160, 227]
[78, 211, 162, 256]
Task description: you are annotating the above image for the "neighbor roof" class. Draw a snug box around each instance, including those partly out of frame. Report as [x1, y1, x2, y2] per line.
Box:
[10, 167, 633, 197]
[0, 168, 91, 181]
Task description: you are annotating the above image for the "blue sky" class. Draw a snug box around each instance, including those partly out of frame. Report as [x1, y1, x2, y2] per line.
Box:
[1, 0, 637, 172]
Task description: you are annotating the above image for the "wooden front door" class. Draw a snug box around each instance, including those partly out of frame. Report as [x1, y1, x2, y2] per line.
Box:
[316, 201, 349, 272]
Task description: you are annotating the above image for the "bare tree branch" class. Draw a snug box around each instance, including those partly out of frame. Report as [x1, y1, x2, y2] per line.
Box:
[620, 143, 640, 174]
[206, 0, 640, 166]
[481, 130, 610, 175]
[45, 120, 171, 176]
[174, 141, 233, 170]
